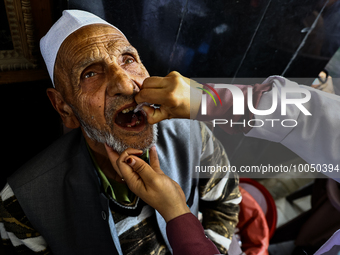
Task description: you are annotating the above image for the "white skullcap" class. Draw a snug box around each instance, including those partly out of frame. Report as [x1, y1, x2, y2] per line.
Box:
[40, 10, 125, 86]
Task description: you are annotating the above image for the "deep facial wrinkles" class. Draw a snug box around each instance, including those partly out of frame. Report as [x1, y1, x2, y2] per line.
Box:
[54, 24, 154, 153]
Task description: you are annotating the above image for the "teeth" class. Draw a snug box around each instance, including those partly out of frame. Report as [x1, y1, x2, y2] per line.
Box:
[127, 125, 131, 128]
[122, 106, 136, 114]
[136, 121, 140, 125]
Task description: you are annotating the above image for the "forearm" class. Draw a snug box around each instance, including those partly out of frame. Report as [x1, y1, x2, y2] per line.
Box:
[166, 213, 220, 255]
[196, 75, 340, 180]
[245, 76, 340, 180]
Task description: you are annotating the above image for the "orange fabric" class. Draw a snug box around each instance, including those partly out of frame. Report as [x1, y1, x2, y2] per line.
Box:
[237, 186, 270, 255]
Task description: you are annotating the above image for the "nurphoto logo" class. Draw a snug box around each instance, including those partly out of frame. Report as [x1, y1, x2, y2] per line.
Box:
[198, 84, 312, 128]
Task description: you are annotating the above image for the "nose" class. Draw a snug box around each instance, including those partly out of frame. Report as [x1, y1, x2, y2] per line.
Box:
[106, 68, 140, 97]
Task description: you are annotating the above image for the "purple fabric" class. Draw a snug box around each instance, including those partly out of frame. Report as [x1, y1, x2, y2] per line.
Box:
[166, 213, 220, 255]
[314, 229, 340, 255]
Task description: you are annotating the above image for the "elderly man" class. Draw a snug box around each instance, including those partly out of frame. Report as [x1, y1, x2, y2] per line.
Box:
[0, 10, 240, 255]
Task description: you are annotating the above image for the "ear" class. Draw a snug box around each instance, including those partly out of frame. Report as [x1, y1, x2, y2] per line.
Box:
[46, 88, 80, 129]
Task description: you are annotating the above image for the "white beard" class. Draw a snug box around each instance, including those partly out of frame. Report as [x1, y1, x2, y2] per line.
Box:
[70, 104, 158, 154]
[82, 120, 158, 154]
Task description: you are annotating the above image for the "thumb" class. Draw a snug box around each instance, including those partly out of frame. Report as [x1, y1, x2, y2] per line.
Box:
[143, 105, 169, 124]
[125, 156, 158, 184]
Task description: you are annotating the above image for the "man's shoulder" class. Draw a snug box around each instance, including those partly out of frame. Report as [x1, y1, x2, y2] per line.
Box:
[157, 119, 211, 144]
[8, 128, 83, 189]
[156, 119, 204, 167]
[157, 119, 202, 135]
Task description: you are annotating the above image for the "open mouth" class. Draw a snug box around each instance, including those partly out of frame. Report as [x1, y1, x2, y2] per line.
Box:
[114, 104, 146, 131]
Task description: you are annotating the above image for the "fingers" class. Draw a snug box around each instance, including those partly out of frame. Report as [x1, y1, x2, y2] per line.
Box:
[135, 71, 198, 124]
[121, 155, 157, 185]
[135, 77, 166, 104]
[141, 71, 180, 89]
[135, 72, 182, 104]
[142, 106, 169, 124]
[105, 144, 161, 189]
[135, 88, 169, 105]
[149, 146, 163, 174]
[106, 145, 191, 222]
[104, 144, 142, 179]
[166, 70, 181, 77]
[141, 76, 164, 89]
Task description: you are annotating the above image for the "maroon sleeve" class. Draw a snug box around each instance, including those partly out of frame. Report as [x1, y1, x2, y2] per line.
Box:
[196, 83, 272, 134]
[166, 213, 220, 255]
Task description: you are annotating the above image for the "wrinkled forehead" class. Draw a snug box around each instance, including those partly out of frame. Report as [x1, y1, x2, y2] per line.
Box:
[54, 24, 135, 92]
[59, 24, 129, 56]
